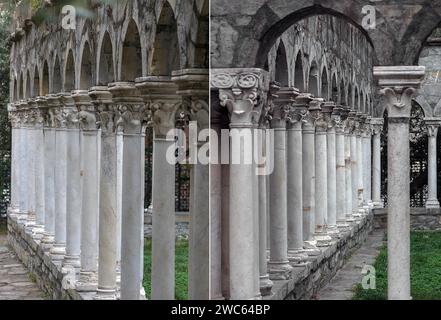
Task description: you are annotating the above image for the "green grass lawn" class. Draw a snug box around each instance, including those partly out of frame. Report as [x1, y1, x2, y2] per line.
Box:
[143, 239, 189, 300]
[353, 231, 441, 300]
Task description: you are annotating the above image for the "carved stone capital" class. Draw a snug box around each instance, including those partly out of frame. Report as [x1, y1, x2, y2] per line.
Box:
[332, 105, 345, 134]
[72, 90, 96, 131]
[270, 85, 299, 129]
[287, 93, 310, 131]
[109, 82, 147, 135]
[59, 93, 79, 130]
[89, 87, 116, 134]
[345, 110, 357, 135]
[424, 118, 441, 138]
[211, 68, 269, 128]
[302, 98, 322, 132]
[370, 118, 384, 136]
[374, 66, 425, 118]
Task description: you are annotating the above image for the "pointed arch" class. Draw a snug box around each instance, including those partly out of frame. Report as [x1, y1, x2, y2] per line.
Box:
[80, 41, 93, 90]
[42, 61, 49, 96]
[347, 83, 353, 107]
[33, 65, 40, 97]
[98, 31, 115, 85]
[294, 52, 304, 92]
[339, 79, 345, 105]
[121, 19, 142, 81]
[275, 41, 288, 87]
[65, 49, 75, 92]
[354, 86, 359, 111]
[308, 61, 319, 97]
[331, 72, 338, 103]
[17, 73, 23, 100]
[52, 55, 62, 93]
[25, 70, 31, 99]
[149, 1, 180, 76]
[321, 66, 329, 100]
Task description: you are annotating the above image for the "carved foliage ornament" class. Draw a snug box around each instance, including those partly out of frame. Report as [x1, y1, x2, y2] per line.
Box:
[379, 87, 416, 117]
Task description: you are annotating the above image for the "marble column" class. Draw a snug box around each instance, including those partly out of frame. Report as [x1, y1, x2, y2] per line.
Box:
[355, 113, 365, 212]
[268, 86, 296, 280]
[7, 104, 20, 216]
[424, 118, 441, 208]
[109, 82, 146, 300]
[374, 65, 425, 300]
[302, 97, 321, 255]
[61, 93, 82, 274]
[24, 101, 37, 231]
[90, 87, 119, 299]
[74, 90, 100, 291]
[371, 118, 384, 208]
[344, 109, 355, 222]
[314, 99, 332, 246]
[349, 112, 359, 216]
[324, 102, 339, 236]
[40, 97, 56, 250]
[211, 68, 268, 300]
[48, 94, 67, 263]
[17, 103, 29, 222]
[362, 117, 373, 207]
[172, 69, 209, 299]
[335, 106, 349, 227]
[31, 102, 45, 237]
[287, 94, 309, 264]
[137, 77, 182, 300]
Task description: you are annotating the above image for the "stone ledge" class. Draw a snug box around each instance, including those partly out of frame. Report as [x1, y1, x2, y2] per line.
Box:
[373, 208, 441, 231]
[264, 212, 373, 300]
[7, 216, 84, 300]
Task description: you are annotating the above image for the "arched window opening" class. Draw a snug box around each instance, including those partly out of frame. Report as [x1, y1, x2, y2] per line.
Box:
[65, 50, 75, 92]
[98, 32, 114, 85]
[80, 42, 93, 90]
[121, 20, 142, 81]
[53, 56, 62, 93]
[331, 73, 338, 103]
[33, 66, 40, 97]
[308, 62, 319, 97]
[194, 0, 208, 68]
[321, 67, 328, 100]
[294, 53, 304, 91]
[150, 2, 180, 76]
[42, 61, 49, 95]
[275, 42, 288, 87]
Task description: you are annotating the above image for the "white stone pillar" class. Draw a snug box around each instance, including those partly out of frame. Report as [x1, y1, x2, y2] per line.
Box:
[137, 78, 182, 300]
[371, 118, 384, 208]
[355, 113, 365, 211]
[424, 118, 440, 208]
[7, 104, 20, 216]
[335, 106, 348, 227]
[17, 103, 29, 221]
[268, 86, 296, 280]
[108, 83, 146, 300]
[287, 95, 309, 263]
[41, 97, 56, 250]
[48, 95, 67, 264]
[74, 90, 100, 291]
[25, 101, 37, 230]
[350, 112, 359, 216]
[86, 88, 118, 299]
[60, 93, 82, 274]
[211, 68, 268, 300]
[363, 117, 373, 207]
[173, 69, 210, 300]
[302, 98, 321, 255]
[374, 65, 425, 300]
[32, 102, 45, 237]
[344, 110, 355, 222]
[323, 102, 339, 236]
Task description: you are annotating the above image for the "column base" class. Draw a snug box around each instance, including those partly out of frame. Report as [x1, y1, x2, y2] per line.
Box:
[425, 199, 440, 208]
[31, 225, 45, 240]
[288, 248, 309, 265]
[303, 240, 321, 256]
[62, 254, 81, 271]
[337, 219, 351, 230]
[76, 271, 98, 292]
[50, 244, 66, 263]
[268, 261, 293, 280]
[372, 201, 384, 208]
[314, 233, 333, 247]
[61, 268, 78, 290]
[326, 225, 341, 239]
[41, 234, 55, 251]
[259, 275, 273, 296]
[94, 287, 117, 300]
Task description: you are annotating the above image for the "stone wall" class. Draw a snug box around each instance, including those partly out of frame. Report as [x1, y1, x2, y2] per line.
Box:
[373, 208, 441, 231]
[266, 211, 374, 300]
[7, 216, 83, 300]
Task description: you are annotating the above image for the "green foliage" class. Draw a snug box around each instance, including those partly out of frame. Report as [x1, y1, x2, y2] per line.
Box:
[353, 232, 441, 300]
[0, 2, 11, 219]
[143, 239, 189, 300]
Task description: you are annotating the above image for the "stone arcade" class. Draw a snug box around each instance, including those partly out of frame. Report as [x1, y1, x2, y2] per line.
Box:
[210, 0, 439, 300]
[7, 0, 208, 300]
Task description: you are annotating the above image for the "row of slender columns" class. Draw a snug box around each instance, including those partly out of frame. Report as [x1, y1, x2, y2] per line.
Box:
[8, 68, 209, 300]
[210, 68, 381, 300]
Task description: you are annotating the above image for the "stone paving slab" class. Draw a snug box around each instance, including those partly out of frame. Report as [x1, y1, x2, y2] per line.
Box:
[316, 228, 385, 300]
[0, 234, 45, 300]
